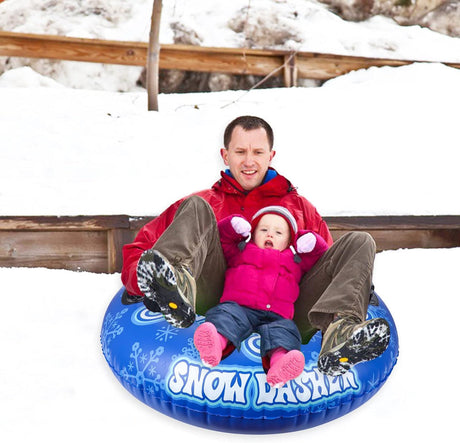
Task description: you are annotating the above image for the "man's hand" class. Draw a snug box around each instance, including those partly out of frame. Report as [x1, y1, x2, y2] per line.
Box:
[231, 216, 251, 237]
[296, 232, 317, 253]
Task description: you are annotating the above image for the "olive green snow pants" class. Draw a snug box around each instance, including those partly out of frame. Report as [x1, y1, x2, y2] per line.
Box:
[153, 196, 376, 344]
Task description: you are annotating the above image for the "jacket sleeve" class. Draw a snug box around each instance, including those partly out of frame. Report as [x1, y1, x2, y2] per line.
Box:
[297, 196, 334, 246]
[316, 216, 333, 246]
[295, 230, 329, 274]
[121, 198, 184, 295]
[217, 215, 247, 264]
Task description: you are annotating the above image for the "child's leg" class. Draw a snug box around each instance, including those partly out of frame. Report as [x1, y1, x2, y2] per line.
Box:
[256, 315, 305, 388]
[266, 347, 305, 388]
[269, 347, 288, 366]
[195, 302, 257, 367]
[203, 302, 255, 352]
[193, 322, 228, 367]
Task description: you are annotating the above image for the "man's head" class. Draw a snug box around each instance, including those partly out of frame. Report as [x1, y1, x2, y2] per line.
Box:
[221, 116, 276, 191]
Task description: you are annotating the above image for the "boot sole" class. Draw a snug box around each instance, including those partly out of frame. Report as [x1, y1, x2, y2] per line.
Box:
[137, 250, 195, 328]
[266, 350, 305, 388]
[317, 318, 390, 377]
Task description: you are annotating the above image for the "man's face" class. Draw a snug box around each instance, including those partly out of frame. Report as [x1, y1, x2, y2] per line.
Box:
[220, 125, 275, 191]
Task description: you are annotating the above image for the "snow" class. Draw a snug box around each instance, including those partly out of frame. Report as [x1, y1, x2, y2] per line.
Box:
[0, 0, 459, 441]
[1, 62, 459, 217]
[1, 249, 459, 442]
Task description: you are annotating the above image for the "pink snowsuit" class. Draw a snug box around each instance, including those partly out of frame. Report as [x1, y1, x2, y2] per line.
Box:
[218, 215, 329, 320]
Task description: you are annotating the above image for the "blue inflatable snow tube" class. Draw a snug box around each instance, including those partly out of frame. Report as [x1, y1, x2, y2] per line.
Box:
[101, 288, 398, 434]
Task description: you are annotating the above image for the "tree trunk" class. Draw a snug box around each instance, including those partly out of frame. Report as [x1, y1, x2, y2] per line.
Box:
[147, 0, 162, 111]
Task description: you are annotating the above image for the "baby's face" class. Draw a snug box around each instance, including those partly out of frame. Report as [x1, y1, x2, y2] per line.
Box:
[254, 214, 290, 251]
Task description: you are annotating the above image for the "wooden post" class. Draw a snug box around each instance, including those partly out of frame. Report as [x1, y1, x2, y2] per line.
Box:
[147, 0, 162, 111]
[283, 52, 297, 87]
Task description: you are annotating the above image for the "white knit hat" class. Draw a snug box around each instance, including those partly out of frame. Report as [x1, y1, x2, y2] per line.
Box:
[251, 205, 298, 243]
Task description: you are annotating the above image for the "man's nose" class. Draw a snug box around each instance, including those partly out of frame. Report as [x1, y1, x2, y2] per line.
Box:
[243, 152, 256, 165]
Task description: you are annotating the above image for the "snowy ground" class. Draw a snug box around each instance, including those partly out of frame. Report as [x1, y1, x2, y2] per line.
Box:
[1, 64, 459, 439]
[1, 0, 459, 440]
[1, 248, 459, 442]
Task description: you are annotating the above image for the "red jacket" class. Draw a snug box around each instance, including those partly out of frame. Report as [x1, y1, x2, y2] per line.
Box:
[121, 169, 333, 295]
[218, 215, 329, 319]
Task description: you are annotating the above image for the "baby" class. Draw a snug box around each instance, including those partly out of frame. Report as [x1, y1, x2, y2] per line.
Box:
[194, 206, 329, 388]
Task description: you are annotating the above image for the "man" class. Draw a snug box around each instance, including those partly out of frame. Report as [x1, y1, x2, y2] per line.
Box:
[122, 115, 390, 377]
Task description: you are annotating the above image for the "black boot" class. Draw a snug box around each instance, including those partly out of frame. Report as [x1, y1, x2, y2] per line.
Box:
[121, 289, 143, 305]
[137, 249, 196, 328]
[317, 315, 390, 377]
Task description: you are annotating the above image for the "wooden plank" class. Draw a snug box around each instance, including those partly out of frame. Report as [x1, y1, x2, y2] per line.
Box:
[0, 215, 130, 231]
[0, 215, 458, 273]
[0, 31, 287, 73]
[160, 45, 294, 77]
[107, 228, 137, 274]
[1, 215, 458, 232]
[325, 215, 460, 230]
[332, 228, 460, 251]
[0, 31, 147, 66]
[127, 215, 460, 254]
[1, 31, 459, 81]
[0, 230, 108, 272]
[295, 52, 412, 80]
[127, 215, 460, 232]
[128, 216, 156, 231]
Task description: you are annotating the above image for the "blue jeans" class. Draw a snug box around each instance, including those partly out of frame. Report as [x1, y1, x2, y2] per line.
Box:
[205, 301, 302, 358]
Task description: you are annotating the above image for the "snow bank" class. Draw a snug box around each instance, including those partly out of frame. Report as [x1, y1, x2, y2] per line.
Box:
[0, 62, 459, 217]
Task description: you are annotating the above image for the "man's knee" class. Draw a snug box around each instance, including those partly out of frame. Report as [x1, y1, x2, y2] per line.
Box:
[175, 195, 216, 224]
[341, 231, 376, 255]
[181, 195, 212, 211]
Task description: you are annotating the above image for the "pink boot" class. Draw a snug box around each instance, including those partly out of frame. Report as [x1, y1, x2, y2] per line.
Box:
[266, 349, 305, 388]
[193, 322, 227, 367]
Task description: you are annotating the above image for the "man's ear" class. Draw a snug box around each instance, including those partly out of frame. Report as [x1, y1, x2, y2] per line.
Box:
[269, 150, 276, 162]
[220, 148, 229, 166]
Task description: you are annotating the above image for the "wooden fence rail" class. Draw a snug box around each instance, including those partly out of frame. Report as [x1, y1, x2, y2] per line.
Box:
[1, 31, 460, 86]
[1, 215, 459, 273]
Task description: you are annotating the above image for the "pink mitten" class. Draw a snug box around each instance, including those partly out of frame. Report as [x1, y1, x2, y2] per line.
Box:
[231, 216, 251, 237]
[296, 232, 317, 253]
